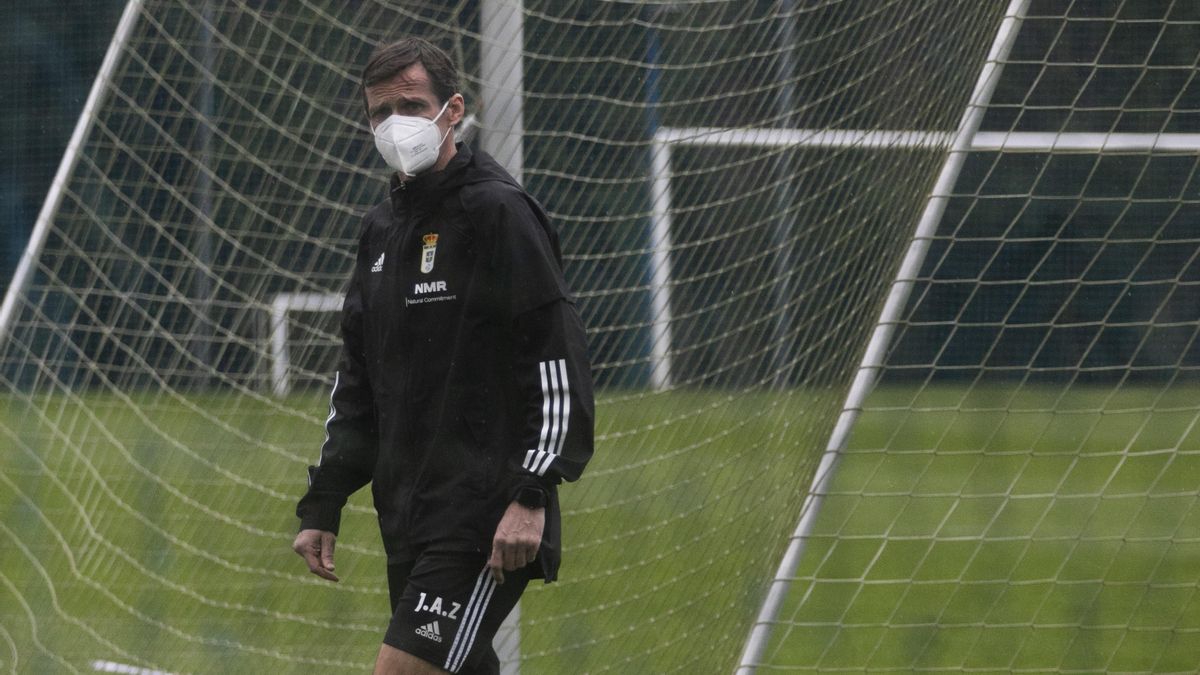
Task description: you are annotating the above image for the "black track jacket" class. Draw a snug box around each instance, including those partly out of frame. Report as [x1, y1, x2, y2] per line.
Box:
[296, 145, 594, 581]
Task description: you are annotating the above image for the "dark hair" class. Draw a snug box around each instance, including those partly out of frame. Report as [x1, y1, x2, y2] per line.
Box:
[360, 37, 460, 114]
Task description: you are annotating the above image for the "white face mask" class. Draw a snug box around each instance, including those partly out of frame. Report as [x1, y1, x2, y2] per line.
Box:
[372, 100, 452, 176]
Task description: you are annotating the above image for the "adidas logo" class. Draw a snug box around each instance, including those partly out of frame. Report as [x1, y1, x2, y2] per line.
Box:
[370, 253, 385, 273]
[415, 620, 443, 643]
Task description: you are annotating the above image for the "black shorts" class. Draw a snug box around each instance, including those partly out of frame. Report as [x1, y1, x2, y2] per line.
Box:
[385, 552, 532, 674]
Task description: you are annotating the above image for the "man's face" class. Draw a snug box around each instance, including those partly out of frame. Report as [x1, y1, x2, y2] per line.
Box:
[364, 61, 463, 137]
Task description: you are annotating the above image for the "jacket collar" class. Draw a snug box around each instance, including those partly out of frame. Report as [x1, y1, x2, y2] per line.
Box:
[389, 143, 473, 215]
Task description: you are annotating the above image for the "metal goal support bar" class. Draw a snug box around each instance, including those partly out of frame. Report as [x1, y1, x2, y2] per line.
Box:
[732, 0, 1032, 671]
[0, 0, 145, 348]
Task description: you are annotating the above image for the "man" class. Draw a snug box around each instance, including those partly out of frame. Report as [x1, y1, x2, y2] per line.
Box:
[292, 37, 594, 675]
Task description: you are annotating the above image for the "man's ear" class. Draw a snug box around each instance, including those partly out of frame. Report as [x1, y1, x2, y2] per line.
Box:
[447, 93, 466, 126]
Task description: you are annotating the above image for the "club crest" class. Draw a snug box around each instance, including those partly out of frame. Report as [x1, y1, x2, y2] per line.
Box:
[420, 233, 438, 274]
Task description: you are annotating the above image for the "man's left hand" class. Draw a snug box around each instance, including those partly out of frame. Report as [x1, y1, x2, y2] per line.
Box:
[488, 501, 545, 584]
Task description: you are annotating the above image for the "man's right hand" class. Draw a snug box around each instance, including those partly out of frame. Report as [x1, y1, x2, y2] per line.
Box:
[293, 529, 339, 582]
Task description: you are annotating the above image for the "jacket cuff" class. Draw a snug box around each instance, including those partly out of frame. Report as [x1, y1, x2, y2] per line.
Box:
[507, 474, 553, 505]
[296, 493, 344, 535]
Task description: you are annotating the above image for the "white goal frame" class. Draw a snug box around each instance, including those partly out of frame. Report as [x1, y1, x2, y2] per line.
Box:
[268, 292, 342, 397]
[649, 130, 1200, 391]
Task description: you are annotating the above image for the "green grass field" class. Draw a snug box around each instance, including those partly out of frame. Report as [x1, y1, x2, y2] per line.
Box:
[763, 384, 1200, 673]
[1, 384, 1197, 673]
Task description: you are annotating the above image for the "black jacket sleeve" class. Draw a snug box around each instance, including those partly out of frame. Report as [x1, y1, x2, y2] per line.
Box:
[509, 297, 595, 501]
[476, 184, 594, 501]
[295, 235, 378, 534]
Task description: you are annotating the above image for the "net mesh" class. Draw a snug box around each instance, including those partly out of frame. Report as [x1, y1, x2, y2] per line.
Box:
[761, 1, 1200, 671]
[7, 0, 1169, 672]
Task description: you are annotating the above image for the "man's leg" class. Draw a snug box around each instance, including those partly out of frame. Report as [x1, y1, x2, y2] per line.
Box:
[374, 641, 502, 675]
[382, 560, 447, 673]
[374, 643, 450, 675]
[382, 552, 531, 675]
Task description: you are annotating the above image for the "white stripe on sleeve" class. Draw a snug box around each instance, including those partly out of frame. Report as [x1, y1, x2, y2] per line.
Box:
[535, 359, 569, 476]
[524, 359, 571, 477]
[317, 371, 341, 466]
[552, 359, 570, 458]
[525, 361, 554, 472]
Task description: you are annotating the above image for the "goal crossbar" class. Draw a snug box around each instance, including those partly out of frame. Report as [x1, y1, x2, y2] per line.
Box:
[648, 128, 1200, 393]
[655, 127, 1200, 152]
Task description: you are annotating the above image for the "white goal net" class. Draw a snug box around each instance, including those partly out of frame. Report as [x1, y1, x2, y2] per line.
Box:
[750, 1, 1200, 672]
[2, 1, 1196, 673]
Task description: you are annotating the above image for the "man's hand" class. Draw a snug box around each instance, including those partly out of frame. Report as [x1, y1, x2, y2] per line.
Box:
[293, 528, 339, 582]
[488, 501, 545, 584]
